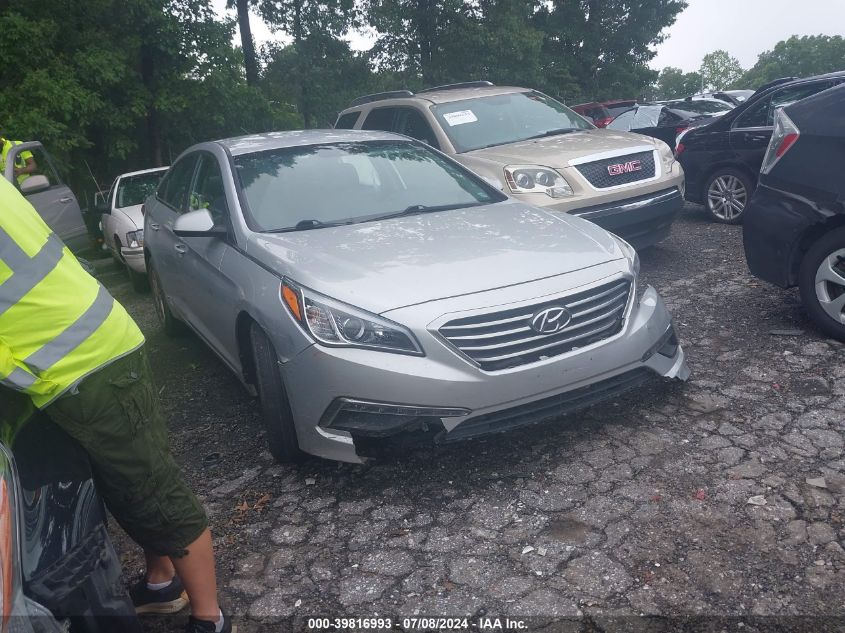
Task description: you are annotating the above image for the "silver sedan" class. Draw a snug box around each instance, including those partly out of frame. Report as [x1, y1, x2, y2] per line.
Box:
[143, 130, 689, 463]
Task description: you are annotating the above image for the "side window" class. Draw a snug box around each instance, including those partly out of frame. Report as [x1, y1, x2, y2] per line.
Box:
[188, 155, 229, 225]
[769, 82, 832, 122]
[157, 156, 197, 212]
[335, 112, 360, 129]
[658, 109, 682, 126]
[607, 110, 635, 130]
[735, 96, 772, 128]
[394, 108, 439, 148]
[361, 107, 397, 132]
[10, 146, 61, 191]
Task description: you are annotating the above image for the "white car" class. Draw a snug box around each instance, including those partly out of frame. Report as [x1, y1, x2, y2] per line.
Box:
[100, 166, 168, 290]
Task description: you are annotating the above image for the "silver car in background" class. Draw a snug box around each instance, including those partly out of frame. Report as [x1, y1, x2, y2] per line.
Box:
[143, 130, 689, 463]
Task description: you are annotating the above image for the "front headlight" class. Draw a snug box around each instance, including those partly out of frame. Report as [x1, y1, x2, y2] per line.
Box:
[126, 229, 144, 248]
[613, 235, 640, 278]
[503, 165, 573, 198]
[280, 279, 423, 355]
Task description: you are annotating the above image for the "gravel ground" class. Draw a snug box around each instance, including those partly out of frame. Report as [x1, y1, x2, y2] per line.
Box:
[98, 203, 845, 631]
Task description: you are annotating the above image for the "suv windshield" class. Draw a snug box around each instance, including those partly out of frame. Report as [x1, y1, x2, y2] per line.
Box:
[116, 171, 166, 208]
[234, 141, 504, 231]
[431, 91, 592, 153]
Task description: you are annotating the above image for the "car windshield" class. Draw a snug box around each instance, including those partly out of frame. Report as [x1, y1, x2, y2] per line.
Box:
[116, 171, 166, 208]
[233, 141, 503, 232]
[430, 91, 593, 153]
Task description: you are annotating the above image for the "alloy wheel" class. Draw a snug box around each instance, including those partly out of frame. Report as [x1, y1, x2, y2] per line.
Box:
[707, 175, 747, 221]
[814, 248, 845, 325]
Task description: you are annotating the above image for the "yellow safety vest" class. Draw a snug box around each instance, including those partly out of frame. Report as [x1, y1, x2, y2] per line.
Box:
[0, 178, 145, 408]
[0, 139, 34, 186]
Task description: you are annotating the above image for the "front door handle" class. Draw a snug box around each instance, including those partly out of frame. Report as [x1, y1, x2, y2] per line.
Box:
[174, 243, 187, 254]
[59, 197, 73, 203]
[149, 222, 160, 231]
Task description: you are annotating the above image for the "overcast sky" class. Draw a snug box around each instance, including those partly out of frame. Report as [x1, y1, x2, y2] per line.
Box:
[212, 0, 845, 74]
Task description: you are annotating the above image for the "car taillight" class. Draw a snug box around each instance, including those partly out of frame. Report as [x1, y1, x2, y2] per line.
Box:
[760, 108, 800, 175]
[595, 117, 613, 128]
[674, 142, 685, 156]
[675, 125, 689, 134]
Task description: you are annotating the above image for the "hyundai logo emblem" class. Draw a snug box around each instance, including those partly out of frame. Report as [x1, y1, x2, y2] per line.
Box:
[530, 306, 572, 334]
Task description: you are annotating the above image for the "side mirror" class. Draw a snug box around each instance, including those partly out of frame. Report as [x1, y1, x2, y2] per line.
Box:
[19, 175, 50, 195]
[173, 209, 227, 238]
[95, 200, 110, 213]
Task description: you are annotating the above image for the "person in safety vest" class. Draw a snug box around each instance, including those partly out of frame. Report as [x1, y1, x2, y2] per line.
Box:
[0, 178, 233, 633]
[0, 131, 36, 185]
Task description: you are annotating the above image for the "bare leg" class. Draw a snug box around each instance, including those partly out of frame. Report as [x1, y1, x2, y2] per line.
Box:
[170, 528, 220, 620]
[145, 551, 176, 584]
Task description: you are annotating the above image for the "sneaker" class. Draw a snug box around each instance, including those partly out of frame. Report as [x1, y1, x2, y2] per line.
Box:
[185, 610, 235, 633]
[129, 575, 189, 614]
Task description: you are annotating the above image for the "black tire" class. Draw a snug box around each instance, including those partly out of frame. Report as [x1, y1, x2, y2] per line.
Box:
[250, 323, 303, 463]
[798, 227, 845, 342]
[704, 168, 753, 225]
[148, 261, 183, 336]
[127, 265, 149, 293]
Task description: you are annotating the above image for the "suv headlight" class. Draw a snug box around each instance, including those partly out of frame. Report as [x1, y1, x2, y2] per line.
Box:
[613, 235, 640, 278]
[280, 279, 423, 355]
[503, 165, 573, 198]
[126, 229, 144, 248]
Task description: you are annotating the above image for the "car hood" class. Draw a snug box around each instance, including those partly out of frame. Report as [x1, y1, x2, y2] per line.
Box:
[113, 204, 143, 230]
[248, 199, 625, 314]
[464, 129, 659, 169]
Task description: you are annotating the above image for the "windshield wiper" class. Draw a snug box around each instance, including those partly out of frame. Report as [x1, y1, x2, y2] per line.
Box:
[365, 202, 484, 223]
[524, 128, 579, 141]
[265, 219, 352, 233]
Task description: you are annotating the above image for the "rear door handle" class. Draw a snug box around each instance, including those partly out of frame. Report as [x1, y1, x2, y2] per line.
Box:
[174, 243, 187, 254]
[59, 197, 73, 203]
[149, 222, 160, 231]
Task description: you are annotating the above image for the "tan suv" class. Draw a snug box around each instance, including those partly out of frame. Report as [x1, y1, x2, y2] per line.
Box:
[336, 81, 685, 248]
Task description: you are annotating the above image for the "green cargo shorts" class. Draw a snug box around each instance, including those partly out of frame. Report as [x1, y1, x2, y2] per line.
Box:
[45, 347, 208, 558]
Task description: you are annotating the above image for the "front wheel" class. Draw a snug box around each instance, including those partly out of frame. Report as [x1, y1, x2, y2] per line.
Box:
[705, 168, 753, 224]
[148, 261, 183, 336]
[799, 227, 845, 342]
[250, 323, 303, 463]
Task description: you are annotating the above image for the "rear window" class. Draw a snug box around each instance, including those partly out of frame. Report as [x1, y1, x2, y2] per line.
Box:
[116, 171, 166, 208]
[335, 112, 360, 129]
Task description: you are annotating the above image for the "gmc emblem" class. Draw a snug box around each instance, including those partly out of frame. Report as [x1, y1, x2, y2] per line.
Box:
[607, 160, 642, 176]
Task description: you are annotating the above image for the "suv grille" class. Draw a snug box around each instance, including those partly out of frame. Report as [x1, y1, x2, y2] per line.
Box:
[574, 151, 655, 189]
[438, 278, 632, 371]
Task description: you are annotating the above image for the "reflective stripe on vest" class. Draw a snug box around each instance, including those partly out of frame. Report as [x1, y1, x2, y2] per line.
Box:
[24, 284, 114, 374]
[1, 365, 36, 391]
[0, 230, 65, 316]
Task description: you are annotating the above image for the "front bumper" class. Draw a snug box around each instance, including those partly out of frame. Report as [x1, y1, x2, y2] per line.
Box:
[281, 284, 689, 463]
[569, 187, 683, 249]
[121, 247, 147, 274]
[743, 185, 825, 289]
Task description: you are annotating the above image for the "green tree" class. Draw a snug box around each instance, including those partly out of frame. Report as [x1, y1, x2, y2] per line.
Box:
[652, 66, 702, 99]
[258, 0, 357, 127]
[533, 0, 686, 102]
[740, 35, 845, 88]
[699, 50, 744, 90]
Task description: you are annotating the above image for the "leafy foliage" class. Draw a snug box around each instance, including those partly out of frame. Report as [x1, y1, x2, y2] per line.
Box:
[699, 50, 744, 91]
[649, 67, 702, 99]
[739, 35, 845, 89]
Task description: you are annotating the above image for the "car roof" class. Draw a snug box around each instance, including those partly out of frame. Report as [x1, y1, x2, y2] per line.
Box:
[217, 129, 411, 156]
[119, 166, 169, 178]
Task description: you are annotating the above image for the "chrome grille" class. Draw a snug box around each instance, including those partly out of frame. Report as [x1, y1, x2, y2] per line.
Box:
[438, 278, 632, 371]
[574, 151, 655, 189]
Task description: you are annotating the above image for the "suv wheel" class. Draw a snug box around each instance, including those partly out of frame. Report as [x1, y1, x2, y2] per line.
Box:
[705, 168, 752, 224]
[149, 261, 183, 336]
[799, 227, 845, 342]
[250, 323, 303, 463]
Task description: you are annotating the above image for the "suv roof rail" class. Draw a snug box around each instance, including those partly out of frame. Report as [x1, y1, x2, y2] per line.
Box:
[417, 81, 495, 94]
[348, 90, 414, 108]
